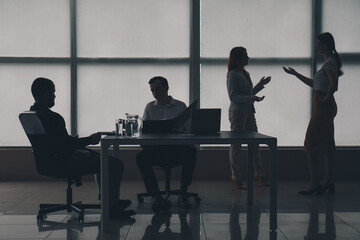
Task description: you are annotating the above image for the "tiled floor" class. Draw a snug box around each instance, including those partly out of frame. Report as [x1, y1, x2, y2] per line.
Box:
[0, 180, 359, 239]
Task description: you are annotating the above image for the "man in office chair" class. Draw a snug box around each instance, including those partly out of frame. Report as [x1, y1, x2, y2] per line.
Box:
[29, 77, 135, 219]
[136, 76, 197, 212]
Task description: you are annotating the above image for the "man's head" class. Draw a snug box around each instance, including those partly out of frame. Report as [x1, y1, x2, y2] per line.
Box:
[148, 76, 170, 104]
[31, 77, 56, 108]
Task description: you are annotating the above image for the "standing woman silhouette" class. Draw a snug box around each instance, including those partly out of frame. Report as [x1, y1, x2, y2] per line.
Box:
[283, 32, 343, 194]
[226, 46, 271, 189]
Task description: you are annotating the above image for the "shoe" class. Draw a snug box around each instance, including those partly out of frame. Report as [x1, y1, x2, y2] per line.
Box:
[298, 185, 323, 195]
[151, 198, 172, 213]
[118, 199, 132, 209]
[231, 177, 247, 190]
[254, 175, 269, 187]
[178, 196, 191, 209]
[110, 207, 136, 219]
[151, 212, 171, 226]
[318, 183, 335, 194]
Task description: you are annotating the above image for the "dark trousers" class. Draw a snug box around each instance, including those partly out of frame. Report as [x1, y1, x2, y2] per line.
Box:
[136, 145, 197, 199]
[66, 149, 123, 207]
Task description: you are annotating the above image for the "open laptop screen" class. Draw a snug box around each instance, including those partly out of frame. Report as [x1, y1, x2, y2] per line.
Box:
[142, 99, 198, 133]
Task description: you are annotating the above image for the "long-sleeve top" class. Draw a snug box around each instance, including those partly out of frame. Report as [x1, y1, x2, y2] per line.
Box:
[226, 70, 264, 113]
[30, 103, 92, 158]
[313, 56, 339, 93]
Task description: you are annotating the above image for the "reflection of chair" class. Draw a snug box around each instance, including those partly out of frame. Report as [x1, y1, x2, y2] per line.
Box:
[136, 164, 201, 204]
[19, 111, 100, 222]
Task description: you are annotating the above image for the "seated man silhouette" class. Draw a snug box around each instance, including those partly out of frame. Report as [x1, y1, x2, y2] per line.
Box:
[136, 76, 197, 212]
[30, 77, 135, 218]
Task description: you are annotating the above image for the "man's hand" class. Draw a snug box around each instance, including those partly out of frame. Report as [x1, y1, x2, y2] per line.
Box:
[255, 96, 265, 102]
[89, 132, 101, 144]
[260, 76, 271, 86]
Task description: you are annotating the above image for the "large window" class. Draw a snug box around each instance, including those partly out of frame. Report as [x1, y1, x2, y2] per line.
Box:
[1, 0, 360, 146]
[76, 0, 190, 136]
[200, 0, 312, 146]
[77, 0, 190, 58]
[322, 0, 360, 146]
[77, 64, 189, 136]
[0, 0, 70, 57]
[0, 0, 70, 146]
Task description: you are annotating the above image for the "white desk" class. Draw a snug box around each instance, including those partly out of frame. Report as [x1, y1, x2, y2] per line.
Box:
[100, 131, 277, 232]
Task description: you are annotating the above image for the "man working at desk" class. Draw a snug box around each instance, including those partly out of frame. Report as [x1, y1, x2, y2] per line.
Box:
[30, 77, 135, 219]
[136, 76, 197, 212]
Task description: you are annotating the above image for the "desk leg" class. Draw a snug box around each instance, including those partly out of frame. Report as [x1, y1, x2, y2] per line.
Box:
[269, 142, 277, 232]
[113, 142, 120, 158]
[101, 142, 110, 232]
[247, 144, 254, 205]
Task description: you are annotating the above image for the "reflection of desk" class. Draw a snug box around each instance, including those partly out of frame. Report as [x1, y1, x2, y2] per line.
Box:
[100, 131, 277, 232]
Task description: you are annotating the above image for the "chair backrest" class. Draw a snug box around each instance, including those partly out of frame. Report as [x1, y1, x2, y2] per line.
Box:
[19, 111, 64, 177]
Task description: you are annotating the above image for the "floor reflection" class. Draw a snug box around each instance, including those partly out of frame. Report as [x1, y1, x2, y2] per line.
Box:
[37, 215, 136, 240]
[230, 192, 261, 240]
[142, 210, 200, 240]
[305, 196, 336, 240]
[37, 217, 101, 240]
[229, 191, 278, 240]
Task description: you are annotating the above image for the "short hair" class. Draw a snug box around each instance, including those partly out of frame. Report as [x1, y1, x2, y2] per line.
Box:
[31, 77, 54, 101]
[148, 76, 169, 88]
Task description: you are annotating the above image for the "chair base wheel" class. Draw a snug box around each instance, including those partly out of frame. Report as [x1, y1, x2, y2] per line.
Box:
[37, 214, 47, 221]
[78, 214, 84, 222]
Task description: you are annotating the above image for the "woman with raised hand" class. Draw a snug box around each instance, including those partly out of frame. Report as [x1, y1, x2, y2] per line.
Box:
[226, 46, 271, 190]
[283, 32, 343, 195]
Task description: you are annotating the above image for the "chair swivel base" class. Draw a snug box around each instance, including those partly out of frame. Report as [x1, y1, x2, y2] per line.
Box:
[37, 202, 100, 222]
[137, 190, 201, 204]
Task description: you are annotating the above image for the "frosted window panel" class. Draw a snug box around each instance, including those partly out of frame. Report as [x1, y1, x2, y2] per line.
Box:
[0, 0, 70, 57]
[201, 0, 312, 58]
[201, 64, 312, 146]
[322, 0, 360, 53]
[0, 64, 70, 146]
[334, 64, 360, 145]
[77, 64, 189, 136]
[77, 0, 189, 58]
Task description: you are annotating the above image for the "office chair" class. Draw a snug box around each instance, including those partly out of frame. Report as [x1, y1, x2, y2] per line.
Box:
[19, 111, 100, 222]
[137, 163, 201, 204]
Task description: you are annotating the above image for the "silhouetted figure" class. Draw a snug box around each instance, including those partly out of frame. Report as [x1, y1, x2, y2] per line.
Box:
[136, 76, 197, 212]
[283, 32, 343, 195]
[30, 77, 135, 218]
[226, 47, 271, 189]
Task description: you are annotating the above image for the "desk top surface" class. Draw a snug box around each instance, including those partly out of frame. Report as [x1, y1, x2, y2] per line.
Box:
[101, 131, 276, 146]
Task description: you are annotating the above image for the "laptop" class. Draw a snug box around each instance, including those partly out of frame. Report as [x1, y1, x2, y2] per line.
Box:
[142, 99, 198, 133]
[190, 108, 221, 134]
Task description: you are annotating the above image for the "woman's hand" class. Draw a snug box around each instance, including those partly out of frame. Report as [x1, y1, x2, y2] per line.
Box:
[283, 66, 297, 75]
[260, 76, 271, 85]
[255, 96, 265, 102]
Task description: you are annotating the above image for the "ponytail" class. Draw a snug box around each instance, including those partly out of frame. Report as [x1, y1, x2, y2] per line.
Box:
[333, 49, 343, 76]
[317, 32, 343, 76]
